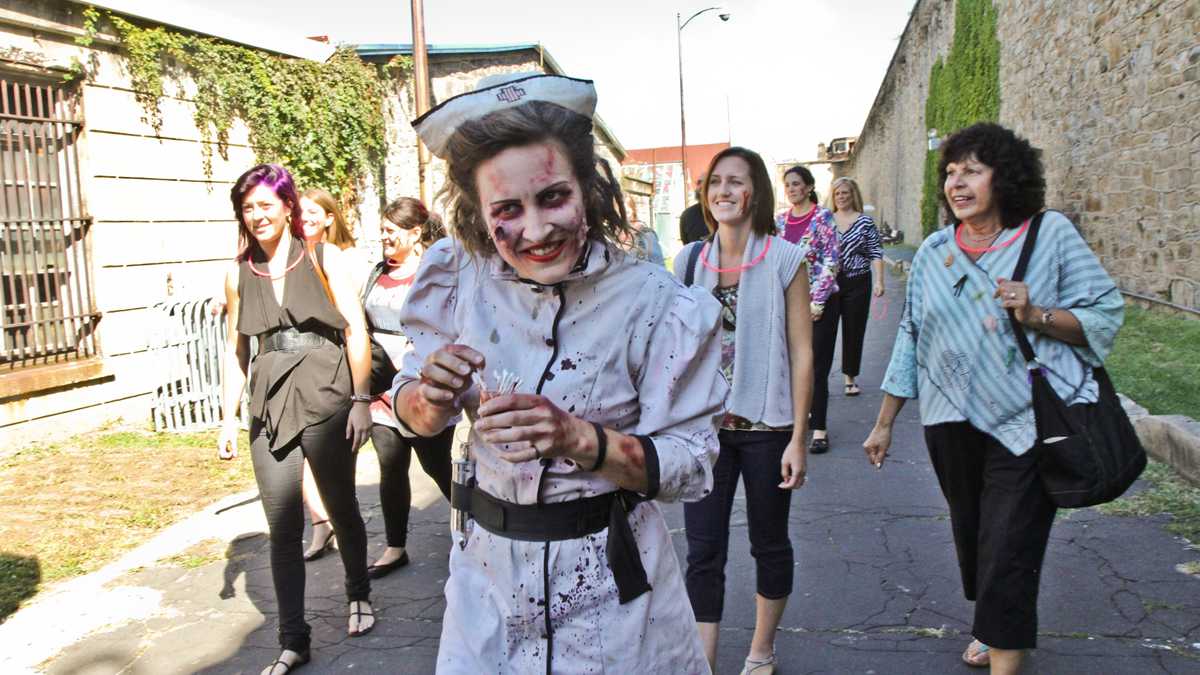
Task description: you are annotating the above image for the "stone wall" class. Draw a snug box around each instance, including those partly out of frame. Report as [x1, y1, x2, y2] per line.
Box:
[836, 0, 956, 242]
[841, 0, 1199, 310]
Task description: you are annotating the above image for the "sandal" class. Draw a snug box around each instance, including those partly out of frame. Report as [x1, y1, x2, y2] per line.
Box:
[348, 600, 375, 637]
[261, 648, 310, 675]
[303, 520, 335, 562]
[739, 651, 776, 675]
[962, 639, 990, 668]
[844, 382, 862, 396]
[810, 436, 830, 455]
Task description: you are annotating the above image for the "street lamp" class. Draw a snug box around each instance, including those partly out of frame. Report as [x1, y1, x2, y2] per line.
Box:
[927, 128, 941, 152]
[677, 7, 730, 210]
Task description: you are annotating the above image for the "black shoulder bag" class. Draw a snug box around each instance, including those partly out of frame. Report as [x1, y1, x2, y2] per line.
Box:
[683, 239, 706, 286]
[1007, 212, 1146, 508]
[362, 261, 400, 396]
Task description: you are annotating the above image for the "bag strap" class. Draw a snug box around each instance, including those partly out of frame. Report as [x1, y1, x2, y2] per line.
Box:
[683, 240, 704, 286]
[1005, 211, 1046, 365]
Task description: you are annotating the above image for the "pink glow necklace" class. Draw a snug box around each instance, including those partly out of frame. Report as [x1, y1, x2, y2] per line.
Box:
[247, 247, 305, 279]
[700, 236, 772, 273]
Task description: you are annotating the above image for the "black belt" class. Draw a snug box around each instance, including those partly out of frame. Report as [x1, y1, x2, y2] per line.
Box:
[258, 327, 339, 355]
[451, 482, 652, 604]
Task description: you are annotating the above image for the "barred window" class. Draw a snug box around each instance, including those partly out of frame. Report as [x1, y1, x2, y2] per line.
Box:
[0, 74, 98, 371]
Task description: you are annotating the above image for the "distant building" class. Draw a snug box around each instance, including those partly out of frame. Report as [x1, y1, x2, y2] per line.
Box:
[775, 136, 857, 213]
[621, 142, 729, 257]
[0, 3, 632, 445]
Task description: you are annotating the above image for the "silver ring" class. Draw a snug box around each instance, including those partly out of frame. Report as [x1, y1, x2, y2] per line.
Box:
[1007, 292, 1016, 299]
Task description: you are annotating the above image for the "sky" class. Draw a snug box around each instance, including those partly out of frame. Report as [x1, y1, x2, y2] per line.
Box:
[195, 0, 916, 166]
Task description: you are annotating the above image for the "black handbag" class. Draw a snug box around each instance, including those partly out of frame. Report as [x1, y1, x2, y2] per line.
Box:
[362, 262, 400, 396]
[1006, 212, 1146, 508]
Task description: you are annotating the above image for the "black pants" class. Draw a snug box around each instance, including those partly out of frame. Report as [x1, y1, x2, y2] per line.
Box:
[925, 423, 1057, 650]
[250, 405, 370, 653]
[810, 289, 841, 432]
[684, 430, 794, 622]
[371, 424, 453, 547]
[836, 271, 872, 378]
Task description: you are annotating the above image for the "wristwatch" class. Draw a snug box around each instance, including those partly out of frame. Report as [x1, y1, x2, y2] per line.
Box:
[1040, 308, 1055, 330]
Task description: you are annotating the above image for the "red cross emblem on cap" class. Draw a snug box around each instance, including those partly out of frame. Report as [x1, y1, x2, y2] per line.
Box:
[495, 85, 527, 103]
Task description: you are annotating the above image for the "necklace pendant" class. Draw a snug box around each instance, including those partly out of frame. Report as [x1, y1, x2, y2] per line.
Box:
[944, 252, 954, 268]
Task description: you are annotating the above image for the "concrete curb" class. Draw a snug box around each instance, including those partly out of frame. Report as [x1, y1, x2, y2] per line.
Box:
[1121, 395, 1200, 486]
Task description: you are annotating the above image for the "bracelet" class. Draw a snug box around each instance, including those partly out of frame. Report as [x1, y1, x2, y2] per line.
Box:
[589, 422, 607, 472]
[350, 393, 372, 404]
[1041, 308, 1056, 330]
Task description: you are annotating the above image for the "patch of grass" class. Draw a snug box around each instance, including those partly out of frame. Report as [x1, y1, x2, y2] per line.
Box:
[0, 423, 255, 622]
[1106, 304, 1200, 417]
[1177, 561, 1200, 576]
[1098, 461, 1200, 543]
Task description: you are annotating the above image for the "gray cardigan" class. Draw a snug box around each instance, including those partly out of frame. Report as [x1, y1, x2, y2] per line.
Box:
[673, 231, 807, 427]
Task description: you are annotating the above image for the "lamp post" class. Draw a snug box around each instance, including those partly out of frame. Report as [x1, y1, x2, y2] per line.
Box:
[677, 7, 730, 210]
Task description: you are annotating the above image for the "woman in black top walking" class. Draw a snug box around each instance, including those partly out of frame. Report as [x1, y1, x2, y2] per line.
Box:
[218, 164, 375, 675]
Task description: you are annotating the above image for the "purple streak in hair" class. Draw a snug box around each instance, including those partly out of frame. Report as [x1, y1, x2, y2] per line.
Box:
[231, 164, 305, 259]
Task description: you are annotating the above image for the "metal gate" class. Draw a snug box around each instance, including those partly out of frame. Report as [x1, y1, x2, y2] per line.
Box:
[149, 297, 248, 432]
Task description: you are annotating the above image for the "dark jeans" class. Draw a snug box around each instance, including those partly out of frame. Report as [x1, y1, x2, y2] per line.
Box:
[251, 405, 370, 653]
[371, 424, 453, 547]
[925, 422, 1058, 649]
[836, 271, 872, 378]
[684, 430, 795, 622]
[810, 290, 841, 432]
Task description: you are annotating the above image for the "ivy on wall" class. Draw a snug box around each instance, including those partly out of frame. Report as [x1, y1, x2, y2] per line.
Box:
[920, 0, 1001, 235]
[79, 8, 410, 200]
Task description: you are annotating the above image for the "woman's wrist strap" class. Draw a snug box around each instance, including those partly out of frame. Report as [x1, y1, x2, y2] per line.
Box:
[589, 422, 607, 472]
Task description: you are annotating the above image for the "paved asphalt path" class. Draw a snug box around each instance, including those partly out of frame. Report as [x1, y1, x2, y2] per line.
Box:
[34, 269, 1200, 674]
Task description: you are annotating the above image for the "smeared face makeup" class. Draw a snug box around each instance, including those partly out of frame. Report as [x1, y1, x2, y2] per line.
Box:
[380, 218, 421, 263]
[783, 173, 810, 206]
[299, 196, 331, 242]
[707, 156, 754, 228]
[242, 184, 289, 246]
[475, 141, 588, 284]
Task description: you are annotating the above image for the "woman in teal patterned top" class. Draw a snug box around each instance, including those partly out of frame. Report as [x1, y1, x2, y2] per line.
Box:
[863, 123, 1123, 675]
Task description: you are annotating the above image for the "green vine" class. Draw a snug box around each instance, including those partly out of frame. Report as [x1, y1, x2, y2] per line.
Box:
[920, 0, 1001, 236]
[90, 9, 410, 200]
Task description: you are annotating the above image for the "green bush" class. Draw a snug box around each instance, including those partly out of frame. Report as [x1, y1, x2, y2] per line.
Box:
[920, 0, 1001, 236]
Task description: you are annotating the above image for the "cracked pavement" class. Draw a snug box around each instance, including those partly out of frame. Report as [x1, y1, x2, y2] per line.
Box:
[10, 275, 1200, 674]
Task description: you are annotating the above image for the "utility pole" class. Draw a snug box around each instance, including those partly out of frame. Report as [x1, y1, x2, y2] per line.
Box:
[412, 0, 432, 202]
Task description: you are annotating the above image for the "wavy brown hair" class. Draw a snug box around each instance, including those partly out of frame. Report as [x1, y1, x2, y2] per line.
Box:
[439, 101, 632, 256]
[701, 146, 777, 237]
[301, 188, 355, 249]
[383, 196, 446, 248]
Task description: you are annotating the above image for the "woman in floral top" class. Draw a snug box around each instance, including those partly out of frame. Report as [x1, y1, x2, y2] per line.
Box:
[777, 165, 840, 455]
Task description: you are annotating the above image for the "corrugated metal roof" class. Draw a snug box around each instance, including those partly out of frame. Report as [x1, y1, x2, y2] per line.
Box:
[354, 43, 543, 58]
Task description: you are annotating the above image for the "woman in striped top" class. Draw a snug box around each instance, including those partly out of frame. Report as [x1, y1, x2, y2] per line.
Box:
[863, 123, 1123, 674]
[829, 177, 884, 399]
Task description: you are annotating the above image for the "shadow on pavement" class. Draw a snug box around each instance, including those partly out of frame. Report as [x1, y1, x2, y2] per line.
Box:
[0, 552, 40, 622]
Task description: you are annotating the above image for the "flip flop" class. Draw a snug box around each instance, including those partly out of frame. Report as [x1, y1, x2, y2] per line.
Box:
[962, 639, 990, 668]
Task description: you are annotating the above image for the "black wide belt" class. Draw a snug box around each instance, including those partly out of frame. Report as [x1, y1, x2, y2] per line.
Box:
[451, 482, 652, 604]
[258, 327, 339, 355]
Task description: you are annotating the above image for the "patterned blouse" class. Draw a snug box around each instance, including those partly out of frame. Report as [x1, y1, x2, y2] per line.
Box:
[882, 211, 1123, 455]
[776, 206, 839, 314]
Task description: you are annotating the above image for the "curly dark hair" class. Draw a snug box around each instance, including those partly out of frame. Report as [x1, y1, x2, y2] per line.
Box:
[937, 122, 1045, 228]
[439, 100, 632, 256]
